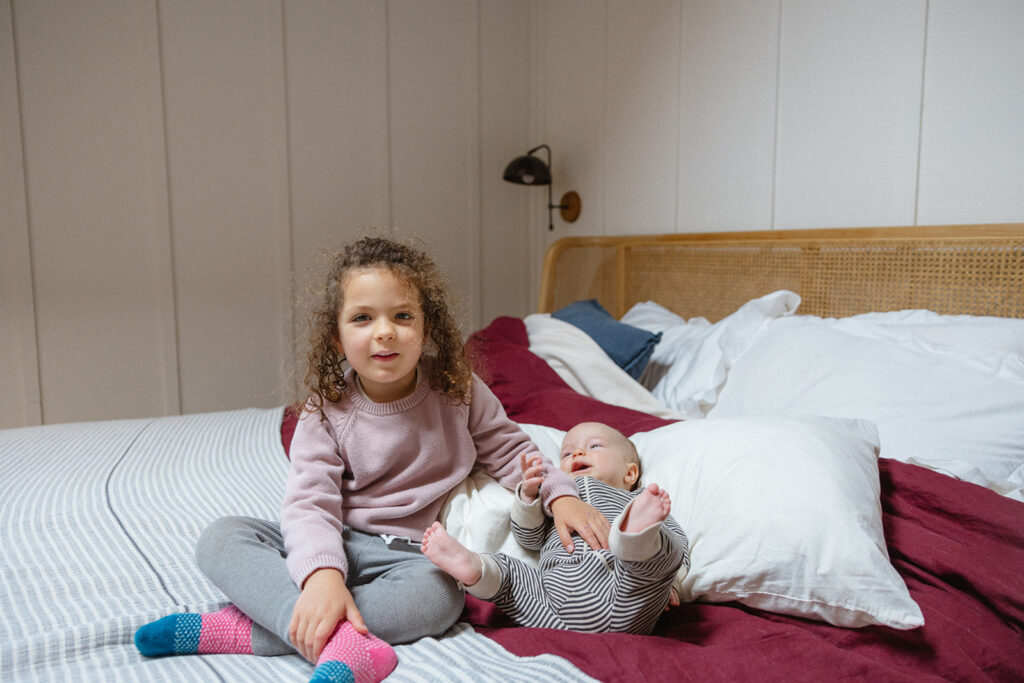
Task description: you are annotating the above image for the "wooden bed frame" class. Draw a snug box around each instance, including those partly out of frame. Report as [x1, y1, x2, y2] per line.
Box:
[539, 224, 1024, 321]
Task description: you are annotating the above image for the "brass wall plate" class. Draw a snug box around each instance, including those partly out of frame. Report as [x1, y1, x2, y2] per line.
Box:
[559, 191, 581, 222]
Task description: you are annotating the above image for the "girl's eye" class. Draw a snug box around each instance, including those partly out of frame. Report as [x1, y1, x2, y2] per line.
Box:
[396, 312, 412, 320]
[352, 314, 370, 322]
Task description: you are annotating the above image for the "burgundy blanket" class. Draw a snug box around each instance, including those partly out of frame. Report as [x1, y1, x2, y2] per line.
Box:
[281, 316, 1023, 681]
[462, 317, 1024, 682]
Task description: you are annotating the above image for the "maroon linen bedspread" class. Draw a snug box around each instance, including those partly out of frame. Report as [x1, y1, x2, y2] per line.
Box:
[462, 316, 1024, 682]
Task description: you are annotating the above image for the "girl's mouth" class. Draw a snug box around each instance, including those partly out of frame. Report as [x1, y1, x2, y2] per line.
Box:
[373, 352, 398, 361]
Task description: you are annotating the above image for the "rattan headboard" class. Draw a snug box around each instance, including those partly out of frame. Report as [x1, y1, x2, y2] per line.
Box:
[539, 224, 1024, 321]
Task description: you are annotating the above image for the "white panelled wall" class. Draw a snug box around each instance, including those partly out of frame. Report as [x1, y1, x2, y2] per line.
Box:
[2, 0, 1022, 428]
[538, 0, 1023, 254]
[1, 0, 531, 427]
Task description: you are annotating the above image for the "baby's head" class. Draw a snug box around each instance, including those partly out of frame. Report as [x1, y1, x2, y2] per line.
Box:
[559, 422, 641, 491]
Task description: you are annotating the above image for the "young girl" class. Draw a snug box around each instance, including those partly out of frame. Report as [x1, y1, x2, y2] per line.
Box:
[135, 235, 609, 683]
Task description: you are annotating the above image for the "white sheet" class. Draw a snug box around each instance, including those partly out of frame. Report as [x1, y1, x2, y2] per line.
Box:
[622, 291, 801, 417]
[524, 314, 687, 419]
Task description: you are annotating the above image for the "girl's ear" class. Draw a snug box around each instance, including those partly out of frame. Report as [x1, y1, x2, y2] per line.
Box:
[332, 328, 344, 357]
[623, 462, 639, 488]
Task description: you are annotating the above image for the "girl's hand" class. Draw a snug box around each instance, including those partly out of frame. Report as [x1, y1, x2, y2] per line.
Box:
[519, 452, 545, 501]
[550, 496, 610, 553]
[289, 568, 366, 663]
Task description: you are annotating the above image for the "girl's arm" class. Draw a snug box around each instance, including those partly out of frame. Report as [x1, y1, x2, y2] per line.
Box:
[467, 376, 609, 551]
[466, 375, 577, 505]
[281, 408, 351, 598]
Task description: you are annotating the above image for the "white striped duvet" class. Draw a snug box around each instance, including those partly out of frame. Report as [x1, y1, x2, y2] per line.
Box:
[0, 408, 596, 682]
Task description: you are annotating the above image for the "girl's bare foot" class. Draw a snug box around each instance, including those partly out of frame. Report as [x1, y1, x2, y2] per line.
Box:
[421, 522, 483, 586]
[620, 483, 671, 533]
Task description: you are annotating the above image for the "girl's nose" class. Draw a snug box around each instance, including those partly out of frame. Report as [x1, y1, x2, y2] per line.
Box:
[374, 319, 396, 340]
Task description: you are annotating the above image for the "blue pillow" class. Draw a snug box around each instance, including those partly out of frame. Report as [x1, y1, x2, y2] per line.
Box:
[551, 299, 662, 380]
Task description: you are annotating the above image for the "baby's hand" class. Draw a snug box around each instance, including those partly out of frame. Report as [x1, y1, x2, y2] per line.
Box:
[519, 452, 545, 502]
[664, 586, 680, 612]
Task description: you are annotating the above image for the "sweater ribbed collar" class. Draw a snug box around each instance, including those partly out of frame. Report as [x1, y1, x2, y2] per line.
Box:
[344, 366, 431, 415]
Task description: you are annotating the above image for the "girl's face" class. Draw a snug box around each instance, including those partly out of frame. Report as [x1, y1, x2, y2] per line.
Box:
[335, 266, 425, 403]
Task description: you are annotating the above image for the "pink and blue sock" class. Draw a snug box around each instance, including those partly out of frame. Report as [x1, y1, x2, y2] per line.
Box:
[309, 622, 397, 683]
[135, 605, 254, 657]
[135, 607, 396, 681]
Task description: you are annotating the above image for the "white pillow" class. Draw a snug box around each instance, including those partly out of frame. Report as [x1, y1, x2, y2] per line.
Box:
[633, 417, 921, 630]
[826, 310, 1024, 381]
[618, 299, 700, 331]
[708, 316, 1024, 501]
[621, 291, 800, 418]
[831, 309, 1024, 359]
[441, 417, 924, 630]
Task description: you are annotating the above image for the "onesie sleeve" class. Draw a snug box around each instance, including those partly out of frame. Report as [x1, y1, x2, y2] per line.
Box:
[510, 483, 549, 551]
[609, 490, 690, 578]
[280, 406, 350, 587]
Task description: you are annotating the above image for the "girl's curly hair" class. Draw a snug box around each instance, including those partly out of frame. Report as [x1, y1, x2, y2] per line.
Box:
[302, 235, 472, 413]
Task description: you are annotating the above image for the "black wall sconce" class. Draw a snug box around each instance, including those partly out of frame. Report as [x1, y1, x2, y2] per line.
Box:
[502, 144, 581, 231]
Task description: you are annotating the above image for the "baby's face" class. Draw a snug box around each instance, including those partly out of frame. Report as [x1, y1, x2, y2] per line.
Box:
[559, 422, 638, 490]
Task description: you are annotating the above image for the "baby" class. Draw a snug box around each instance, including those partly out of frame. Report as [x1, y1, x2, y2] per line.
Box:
[422, 422, 689, 634]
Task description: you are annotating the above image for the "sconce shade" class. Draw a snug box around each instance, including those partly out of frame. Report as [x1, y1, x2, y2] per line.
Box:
[503, 143, 579, 230]
[503, 154, 552, 186]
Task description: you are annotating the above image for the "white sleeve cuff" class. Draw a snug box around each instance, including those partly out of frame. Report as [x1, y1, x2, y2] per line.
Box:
[511, 481, 546, 529]
[608, 499, 663, 563]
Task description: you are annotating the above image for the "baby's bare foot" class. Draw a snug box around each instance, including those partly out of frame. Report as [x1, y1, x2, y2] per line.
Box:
[621, 483, 671, 533]
[421, 522, 483, 586]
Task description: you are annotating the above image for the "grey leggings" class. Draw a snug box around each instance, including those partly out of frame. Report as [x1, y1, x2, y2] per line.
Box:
[195, 516, 464, 653]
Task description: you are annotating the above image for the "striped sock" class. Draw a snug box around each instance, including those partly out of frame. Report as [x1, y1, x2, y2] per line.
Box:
[134, 605, 254, 658]
[308, 622, 397, 683]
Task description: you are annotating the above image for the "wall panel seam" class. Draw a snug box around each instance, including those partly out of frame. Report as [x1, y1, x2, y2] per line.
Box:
[5, 0, 43, 424]
[151, 0, 184, 416]
[913, 0, 930, 226]
[770, 0, 783, 231]
[153, 0, 183, 416]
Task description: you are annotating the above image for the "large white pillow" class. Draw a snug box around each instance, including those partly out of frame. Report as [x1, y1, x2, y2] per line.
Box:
[708, 316, 1024, 501]
[621, 291, 800, 418]
[830, 309, 1024, 361]
[440, 417, 924, 630]
[826, 310, 1024, 381]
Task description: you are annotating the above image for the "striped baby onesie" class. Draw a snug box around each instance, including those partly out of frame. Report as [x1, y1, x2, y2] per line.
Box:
[469, 476, 689, 635]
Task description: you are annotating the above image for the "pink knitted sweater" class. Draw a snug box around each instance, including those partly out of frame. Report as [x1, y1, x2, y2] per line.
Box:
[281, 367, 577, 587]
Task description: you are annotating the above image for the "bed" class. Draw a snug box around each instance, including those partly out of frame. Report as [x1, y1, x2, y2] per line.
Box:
[2, 224, 1023, 682]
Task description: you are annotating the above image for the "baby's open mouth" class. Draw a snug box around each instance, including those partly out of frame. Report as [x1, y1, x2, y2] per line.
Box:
[571, 461, 589, 473]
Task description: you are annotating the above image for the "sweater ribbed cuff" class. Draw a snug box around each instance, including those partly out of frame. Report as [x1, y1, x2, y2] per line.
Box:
[290, 554, 348, 589]
[541, 482, 580, 516]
